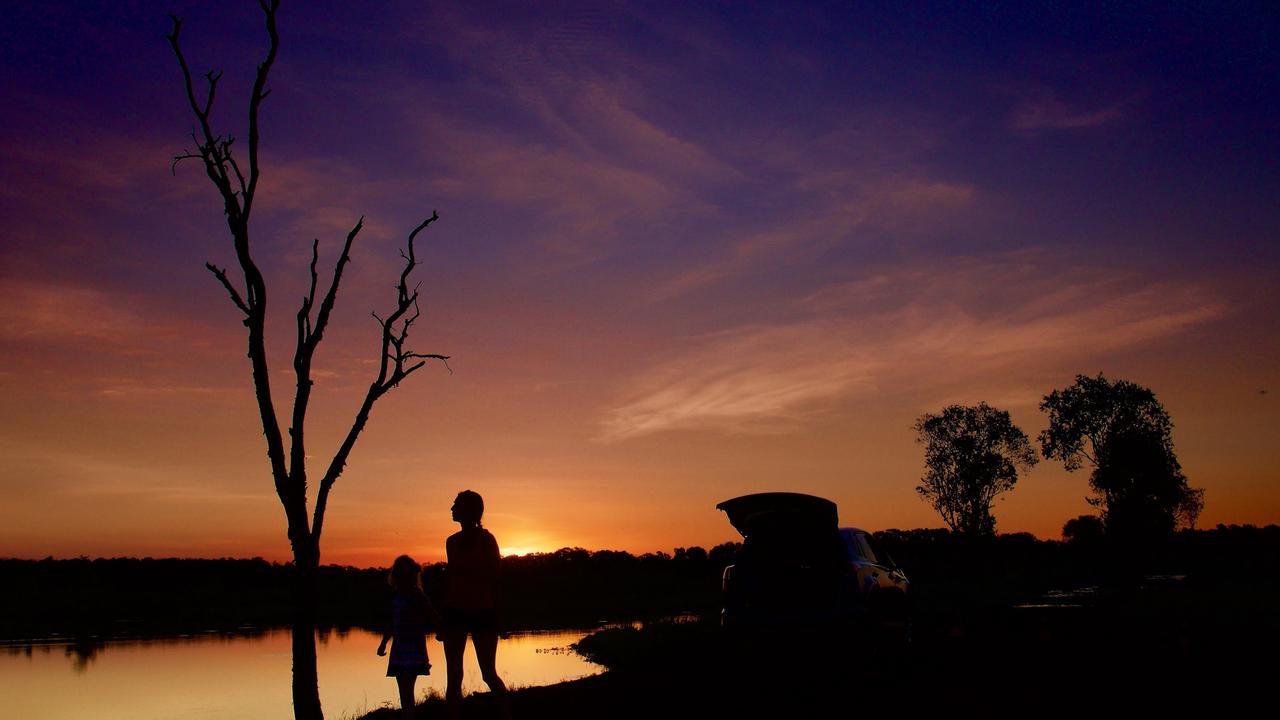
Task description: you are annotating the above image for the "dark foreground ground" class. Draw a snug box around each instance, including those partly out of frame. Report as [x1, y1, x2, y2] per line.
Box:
[361, 576, 1277, 720]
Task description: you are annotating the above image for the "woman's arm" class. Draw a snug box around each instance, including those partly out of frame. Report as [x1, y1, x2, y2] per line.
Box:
[422, 593, 442, 627]
[488, 533, 507, 638]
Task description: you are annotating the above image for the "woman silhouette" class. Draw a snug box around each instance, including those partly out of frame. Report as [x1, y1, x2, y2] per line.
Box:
[441, 490, 510, 720]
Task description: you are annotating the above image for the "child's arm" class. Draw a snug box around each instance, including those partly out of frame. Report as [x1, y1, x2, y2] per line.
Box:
[378, 603, 392, 656]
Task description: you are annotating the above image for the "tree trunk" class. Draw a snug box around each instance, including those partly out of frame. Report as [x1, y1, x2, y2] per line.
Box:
[167, 9, 443, 720]
[291, 556, 323, 720]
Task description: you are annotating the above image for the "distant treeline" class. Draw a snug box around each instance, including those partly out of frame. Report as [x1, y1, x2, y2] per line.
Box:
[872, 523, 1280, 616]
[0, 544, 738, 641]
[2, 524, 1276, 641]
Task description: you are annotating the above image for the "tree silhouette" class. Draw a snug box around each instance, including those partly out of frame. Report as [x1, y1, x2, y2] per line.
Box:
[913, 402, 1038, 536]
[1040, 374, 1203, 542]
[166, 4, 447, 718]
[1176, 486, 1207, 530]
[1062, 514, 1104, 543]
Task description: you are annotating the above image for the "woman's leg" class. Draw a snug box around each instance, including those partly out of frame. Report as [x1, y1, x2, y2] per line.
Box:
[472, 631, 510, 719]
[442, 631, 467, 720]
[395, 674, 417, 720]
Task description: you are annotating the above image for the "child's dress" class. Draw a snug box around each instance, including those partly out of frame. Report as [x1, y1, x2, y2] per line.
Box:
[386, 592, 432, 677]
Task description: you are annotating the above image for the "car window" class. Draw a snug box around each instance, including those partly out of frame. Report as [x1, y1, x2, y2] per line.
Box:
[841, 532, 861, 561]
[856, 533, 879, 564]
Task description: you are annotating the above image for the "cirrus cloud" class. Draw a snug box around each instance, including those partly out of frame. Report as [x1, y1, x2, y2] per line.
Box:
[601, 251, 1224, 441]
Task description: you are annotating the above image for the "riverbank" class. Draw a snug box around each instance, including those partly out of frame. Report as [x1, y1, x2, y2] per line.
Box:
[359, 574, 1278, 719]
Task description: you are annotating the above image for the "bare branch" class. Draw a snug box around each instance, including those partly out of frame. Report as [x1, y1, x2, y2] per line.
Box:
[310, 386, 379, 546]
[173, 10, 289, 528]
[405, 352, 453, 363]
[202, 69, 223, 117]
[171, 151, 203, 174]
[205, 262, 251, 316]
[242, 0, 281, 219]
[166, 16, 202, 122]
[308, 218, 363, 351]
[221, 137, 248, 197]
[387, 360, 428, 388]
[287, 237, 322, 482]
[404, 353, 453, 375]
[398, 212, 439, 302]
[294, 240, 319, 367]
[167, 15, 241, 221]
[312, 215, 446, 544]
[304, 239, 319, 335]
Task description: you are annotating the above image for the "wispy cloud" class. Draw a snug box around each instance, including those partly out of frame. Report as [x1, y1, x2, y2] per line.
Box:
[251, 156, 415, 254]
[0, 436, 263, 506]
[648, 176, 978, 301]
[96, 382, 229, 398]
[599, 321, 882, 441]
[384, 99, 718, 276]
[0, 133, 182, 201]
[374, 8, 744, 271]
[0, 280, 161, 348]
[601, 252, 1224, 441]
[1010, 92, 1138, 131]
[0, 278, 251, 399]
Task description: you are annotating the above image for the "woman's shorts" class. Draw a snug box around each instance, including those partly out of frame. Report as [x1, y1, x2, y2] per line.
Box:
[441, 607, 498, 636]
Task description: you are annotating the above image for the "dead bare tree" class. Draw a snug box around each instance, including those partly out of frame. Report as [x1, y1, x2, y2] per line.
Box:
[166, 3, 447, 718]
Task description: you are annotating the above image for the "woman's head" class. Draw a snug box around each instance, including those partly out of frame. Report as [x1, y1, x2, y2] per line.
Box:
[451, 490, 485, 526]
[388, 554, 422, 593]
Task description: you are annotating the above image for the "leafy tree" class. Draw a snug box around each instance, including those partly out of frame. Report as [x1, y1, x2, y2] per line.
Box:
[1176, 486, 1207, 530]
[1039, 374, 1203, 541]
[1062, 514, 1105, 543]
[166, 4, 447, 718]
[913, 402, 1039, 536]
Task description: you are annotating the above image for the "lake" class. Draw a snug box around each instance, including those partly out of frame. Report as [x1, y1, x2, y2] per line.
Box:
[1, 627, 603, 719]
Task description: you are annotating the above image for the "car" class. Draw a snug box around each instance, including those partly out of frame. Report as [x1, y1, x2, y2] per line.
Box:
[717, 492, 910, 633]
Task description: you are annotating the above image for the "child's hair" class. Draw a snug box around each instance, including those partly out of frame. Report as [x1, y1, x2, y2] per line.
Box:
[455, 490, 485, 526]
[388, 554, 424, 595]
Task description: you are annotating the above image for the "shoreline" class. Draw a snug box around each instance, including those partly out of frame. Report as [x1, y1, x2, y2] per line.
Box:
[357, 577, 1280, 719]
[0, 613, 689, 647]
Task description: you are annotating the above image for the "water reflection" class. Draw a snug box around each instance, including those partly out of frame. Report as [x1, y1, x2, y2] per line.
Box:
[1, 627, 601, 720]
[65, 639, 104, 673]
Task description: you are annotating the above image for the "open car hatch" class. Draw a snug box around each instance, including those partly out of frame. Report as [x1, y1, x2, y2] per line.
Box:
[716, 492, 839, 538]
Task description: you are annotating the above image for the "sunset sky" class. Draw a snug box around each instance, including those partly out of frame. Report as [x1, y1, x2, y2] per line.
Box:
[2, 1, 1276, 567]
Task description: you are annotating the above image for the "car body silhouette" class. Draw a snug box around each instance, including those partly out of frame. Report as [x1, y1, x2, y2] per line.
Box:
[717, 492, 910, 631]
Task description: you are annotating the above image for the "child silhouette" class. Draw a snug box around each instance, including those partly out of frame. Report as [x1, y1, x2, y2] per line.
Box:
[378, 555, 438, 720]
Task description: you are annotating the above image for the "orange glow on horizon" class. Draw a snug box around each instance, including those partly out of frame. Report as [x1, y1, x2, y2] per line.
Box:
[500, 547, 542, 558]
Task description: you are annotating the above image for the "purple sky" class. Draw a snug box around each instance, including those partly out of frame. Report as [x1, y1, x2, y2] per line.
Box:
[1, 1, 1277, 564]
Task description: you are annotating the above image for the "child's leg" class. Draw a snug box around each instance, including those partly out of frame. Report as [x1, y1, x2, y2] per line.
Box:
[395, 674, 417, 720]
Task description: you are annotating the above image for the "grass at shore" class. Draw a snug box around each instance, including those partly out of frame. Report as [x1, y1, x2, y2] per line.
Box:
[358, 575, 1278, 719]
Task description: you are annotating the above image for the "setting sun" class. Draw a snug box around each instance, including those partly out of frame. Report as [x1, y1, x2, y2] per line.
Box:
[499, 547, 541, 558]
